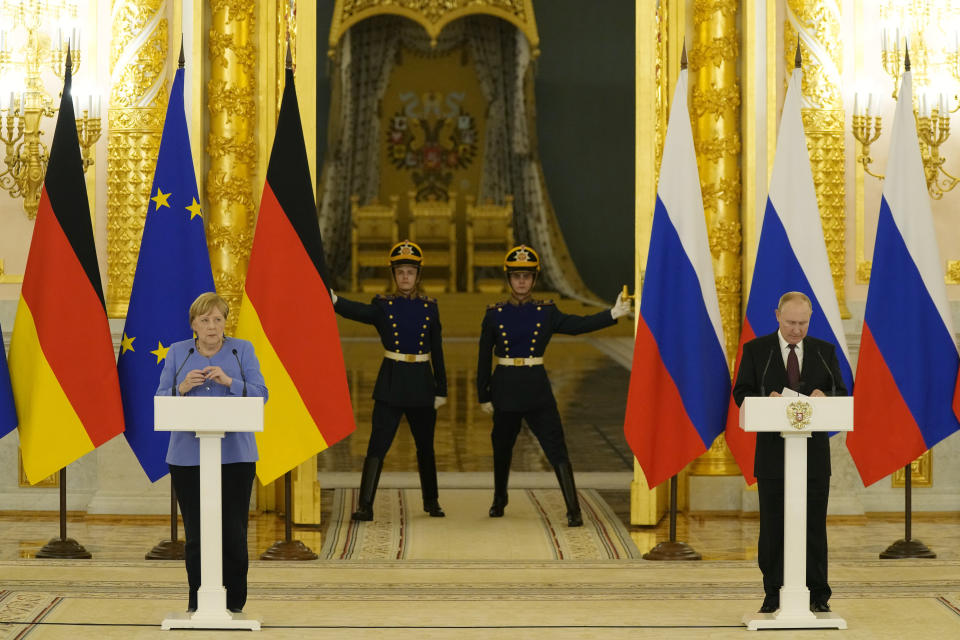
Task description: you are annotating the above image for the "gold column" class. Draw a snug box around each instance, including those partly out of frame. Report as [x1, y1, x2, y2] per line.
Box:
[630, 0, 671, 525]
[106, 1, 168, 318]
[207, 0, 257, 331]
[686, 0, 741, 476]
[785, 1, 849, 318]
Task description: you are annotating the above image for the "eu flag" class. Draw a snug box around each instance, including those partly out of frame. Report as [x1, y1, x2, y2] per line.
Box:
[118, 64, 214, 481]
[0, 321, 16, 439]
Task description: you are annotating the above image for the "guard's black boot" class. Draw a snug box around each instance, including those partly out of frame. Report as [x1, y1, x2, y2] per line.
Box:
[351, 456, 382, 521]
[417, 451, 445, 517]
[489, 449, 512, 517]
[555, 460, 583, 527]
[489, 494, 507, 517]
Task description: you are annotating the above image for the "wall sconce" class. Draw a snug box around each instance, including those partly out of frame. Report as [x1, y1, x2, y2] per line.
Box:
[851, 93, 884, 180]
[0, 0, 100, 219]
[854, 28, 960, 200]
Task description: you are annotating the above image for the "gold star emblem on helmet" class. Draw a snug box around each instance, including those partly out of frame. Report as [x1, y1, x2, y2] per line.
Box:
[515, 248, 531, 262]
[400, 243, 413, 255]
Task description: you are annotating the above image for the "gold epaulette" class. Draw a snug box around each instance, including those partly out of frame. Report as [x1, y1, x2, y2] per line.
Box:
[419, 295, 438, 304]
[487, 301, 506, 310]
[375, 293, 395, 301]
[534, 299, 555, 306]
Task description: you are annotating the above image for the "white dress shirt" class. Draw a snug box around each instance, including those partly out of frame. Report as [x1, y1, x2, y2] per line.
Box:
[777, 330, 803, 372]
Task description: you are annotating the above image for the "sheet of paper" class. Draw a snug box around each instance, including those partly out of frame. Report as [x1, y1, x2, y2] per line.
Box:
[779, 388, 808, 398]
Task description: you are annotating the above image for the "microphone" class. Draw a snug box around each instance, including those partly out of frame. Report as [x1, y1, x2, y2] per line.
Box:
[232, 348, 247, 397]
[172, 348, 195, 396]
[817, 348, 837, 397]
[760, 348, 775, 397]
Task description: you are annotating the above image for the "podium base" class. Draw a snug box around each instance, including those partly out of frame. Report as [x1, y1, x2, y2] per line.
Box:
[260, 539, 318, 561]
[146, 539, 185, 560]
[161, 610, 261, 630]
[35, 538, 91, 559]
[743, 610, 847, 630]
[880, 538, 936, 559]
[642, 540, 701, 561]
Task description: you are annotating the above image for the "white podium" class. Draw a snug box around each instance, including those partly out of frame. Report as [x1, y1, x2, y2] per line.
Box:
[154, 396, 264, 631]
[739, 396, 853, 631]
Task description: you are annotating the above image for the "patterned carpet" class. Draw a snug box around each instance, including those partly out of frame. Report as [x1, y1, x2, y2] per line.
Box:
[2, 492, 959, 637]
[1, 559, 959, 638]
[320, 488, 640, 560]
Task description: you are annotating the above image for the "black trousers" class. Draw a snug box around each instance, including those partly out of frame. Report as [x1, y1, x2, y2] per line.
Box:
[169, 462, 256, 611]
[492, 402, 570, 467]
[366, 400, 437, 459]
[757, 476, 831, 604]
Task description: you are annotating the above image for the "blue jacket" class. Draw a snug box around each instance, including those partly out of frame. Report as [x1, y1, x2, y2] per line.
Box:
[156, 337, 268, 466]
[477, 299, 616, 411]
[335, 293, 447, 406]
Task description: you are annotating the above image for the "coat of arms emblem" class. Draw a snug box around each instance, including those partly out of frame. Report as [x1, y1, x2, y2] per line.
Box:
[786, 400, 812, 430]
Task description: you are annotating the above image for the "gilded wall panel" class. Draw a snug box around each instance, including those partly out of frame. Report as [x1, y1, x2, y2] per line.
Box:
[207, 0, 258, 330]
[106, 0, 168, 317]
[687, 0, 740, 476]
[784, 1, 848, 317]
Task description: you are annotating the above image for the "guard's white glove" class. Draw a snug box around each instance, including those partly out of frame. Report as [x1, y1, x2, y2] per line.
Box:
[330, 290, 338, 304]
[480, 401, 494, 415]
[434, 396, 447, 410]
[610, 292, 632, 319]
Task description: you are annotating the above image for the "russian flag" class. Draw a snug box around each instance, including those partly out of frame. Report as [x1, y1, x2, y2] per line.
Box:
[848, 68, 960, 486]
[724, 61, 853, 484]
[623, 64, 730, 489]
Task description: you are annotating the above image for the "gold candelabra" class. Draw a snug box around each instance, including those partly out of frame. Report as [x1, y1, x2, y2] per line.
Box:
[915, 102, 959, 199]
[881, 27, 903, 99]
[851, 94, 884, 181]
[0, 0, 99, 219]
[852, 95, 960, 200]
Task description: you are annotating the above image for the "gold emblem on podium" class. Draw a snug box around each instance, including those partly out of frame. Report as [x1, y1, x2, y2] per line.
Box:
[786, 400, 812, 430]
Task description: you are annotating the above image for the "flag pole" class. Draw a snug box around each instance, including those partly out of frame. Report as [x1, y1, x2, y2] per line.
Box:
[35, 467, 91, 559]
[146, 484, 185, 560]
[260, 471, 318, 560]
[879, 463, 935, 558]
[642, 474, 701, 561]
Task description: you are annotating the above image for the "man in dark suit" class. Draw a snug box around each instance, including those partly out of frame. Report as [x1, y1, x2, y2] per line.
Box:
[732, 291, 847, 615]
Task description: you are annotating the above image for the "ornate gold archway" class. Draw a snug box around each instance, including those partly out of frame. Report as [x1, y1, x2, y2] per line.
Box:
[329, 0, 540, 56]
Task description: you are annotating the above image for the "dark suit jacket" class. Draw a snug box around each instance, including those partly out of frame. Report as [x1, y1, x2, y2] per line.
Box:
[477, 299, 616, 412]
[732, 331, 847, 479]
[335, 294, 446, 407]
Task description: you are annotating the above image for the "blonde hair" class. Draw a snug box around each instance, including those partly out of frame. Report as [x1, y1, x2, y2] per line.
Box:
[189, 292, 229, 324]
[777, 291, 812, 311]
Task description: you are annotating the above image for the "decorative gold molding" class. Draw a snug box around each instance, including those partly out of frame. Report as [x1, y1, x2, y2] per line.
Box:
[106, 0, 168, 318]
[631, 0, 670, 523]
[329, 0, 539, 56]
[891, 450, 932, 488]
[688, 0, 740, 477]
[0, 258, 23, 284]
[946, 260, 960, 284]
[18, 450, 57, 487]
[207, 0, 258, 335]
[785, 1, 849, 319]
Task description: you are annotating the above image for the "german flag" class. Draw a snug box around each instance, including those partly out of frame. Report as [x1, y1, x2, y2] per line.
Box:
[236, 54, 355, 484]
[8, 50, 125, 484]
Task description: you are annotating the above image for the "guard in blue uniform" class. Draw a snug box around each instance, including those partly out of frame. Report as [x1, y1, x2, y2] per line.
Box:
[477, 245, 632, 526]
[332, 240, 447, 520]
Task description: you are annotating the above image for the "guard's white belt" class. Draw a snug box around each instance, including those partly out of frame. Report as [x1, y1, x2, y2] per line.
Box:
[497, 357, 544, 367]
[384, 351, 431, 363]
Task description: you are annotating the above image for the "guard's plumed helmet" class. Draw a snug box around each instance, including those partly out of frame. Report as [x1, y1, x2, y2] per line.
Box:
[389, 240, 424, 267]
[503, 244, 540, 273]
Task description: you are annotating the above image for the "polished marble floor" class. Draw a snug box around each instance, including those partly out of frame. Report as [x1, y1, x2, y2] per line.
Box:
[323, 337, 635, 474]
